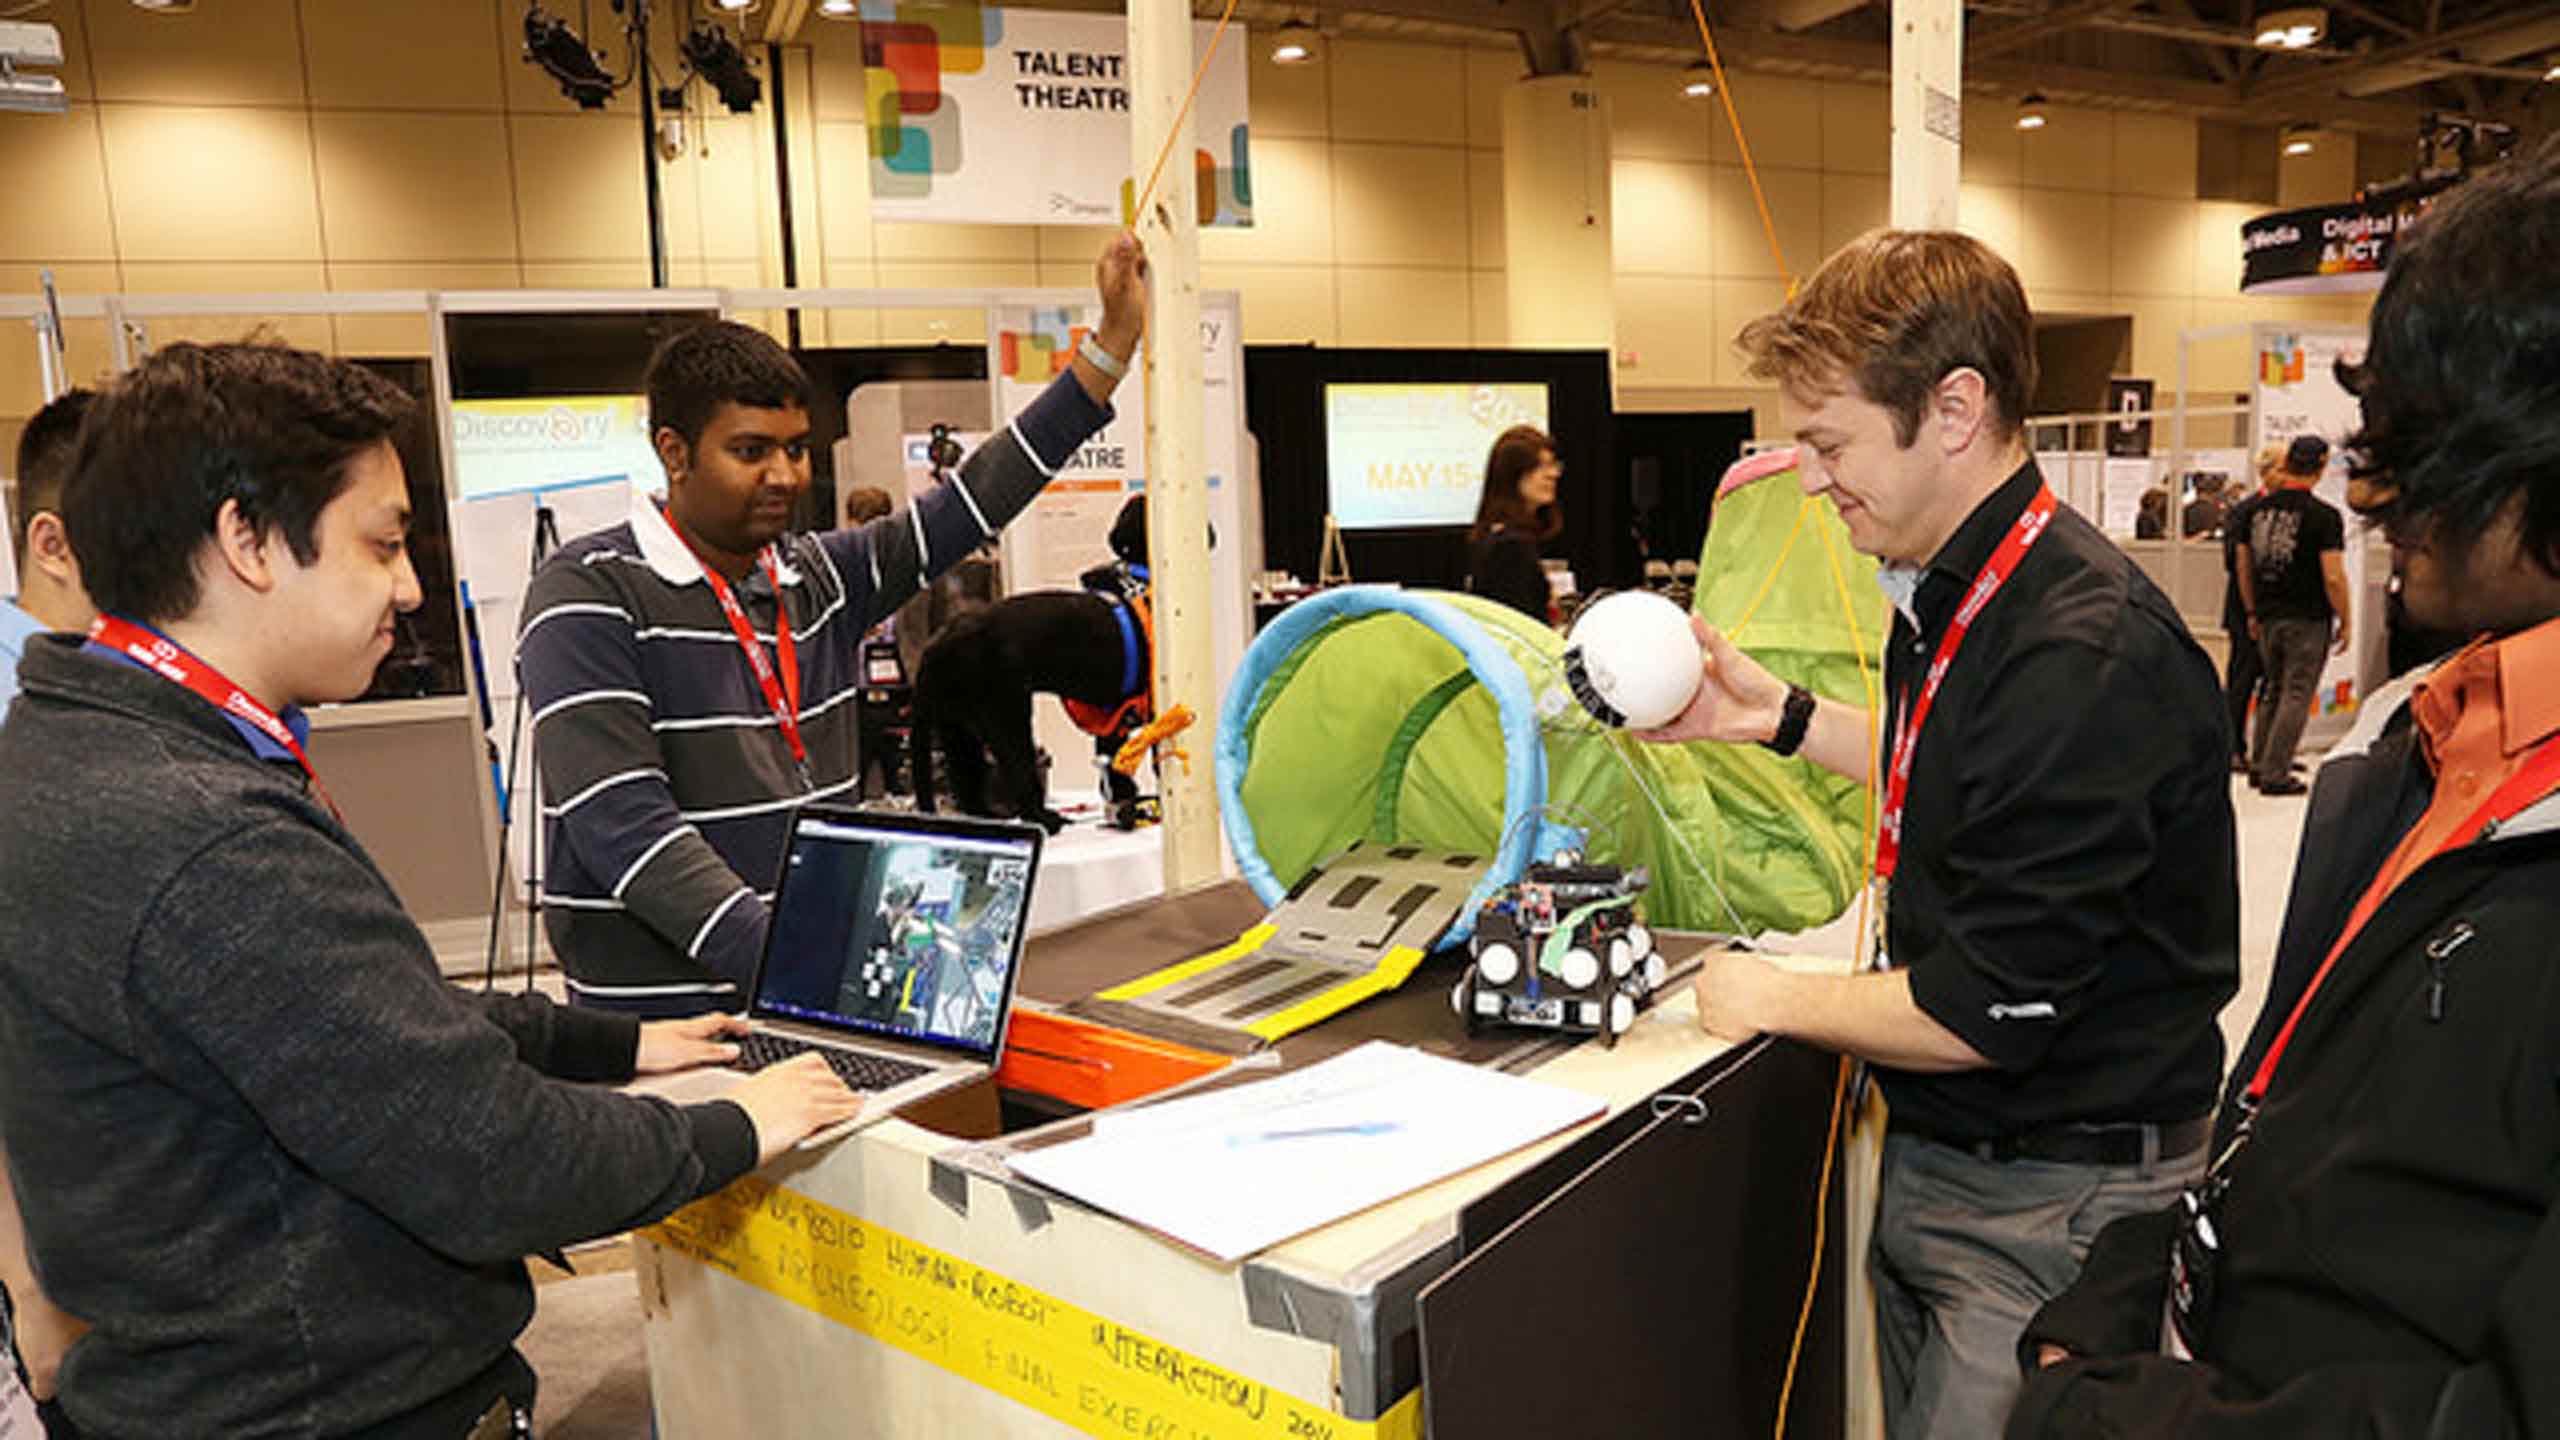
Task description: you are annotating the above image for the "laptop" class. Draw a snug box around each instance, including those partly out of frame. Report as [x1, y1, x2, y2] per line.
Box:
[702, 805, 1044, 1147]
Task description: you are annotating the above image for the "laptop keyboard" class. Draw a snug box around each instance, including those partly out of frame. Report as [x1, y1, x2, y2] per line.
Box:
[734, 1031, 933, 1093]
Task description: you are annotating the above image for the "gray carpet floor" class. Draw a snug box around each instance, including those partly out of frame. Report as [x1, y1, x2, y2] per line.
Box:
[520, 1254, 654, 1439]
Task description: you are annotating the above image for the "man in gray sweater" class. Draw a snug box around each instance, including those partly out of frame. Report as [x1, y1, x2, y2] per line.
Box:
[0, 341, 864, 1439]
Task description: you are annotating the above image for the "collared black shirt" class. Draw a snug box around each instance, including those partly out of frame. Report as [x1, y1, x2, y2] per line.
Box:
[1879, 461, 2239, 1141]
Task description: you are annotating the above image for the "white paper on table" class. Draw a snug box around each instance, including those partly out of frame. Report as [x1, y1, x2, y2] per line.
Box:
[1009, 1041, 1605, 1262]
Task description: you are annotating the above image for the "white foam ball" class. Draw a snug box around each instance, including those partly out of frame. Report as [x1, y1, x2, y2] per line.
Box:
[1476, 941, 1521, 987]
[1560, 947, 1601, 990]
[1563, 591, 1706, 730]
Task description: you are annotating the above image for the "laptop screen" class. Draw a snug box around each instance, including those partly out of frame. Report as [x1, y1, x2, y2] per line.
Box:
[753, 810, 1040, 1061]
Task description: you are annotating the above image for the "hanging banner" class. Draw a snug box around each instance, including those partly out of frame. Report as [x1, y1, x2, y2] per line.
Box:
[862, 5, 1253, 228]
[2252, 325, 2369, 717]
[989, 297, 1250, 804]
[2239, 178, 2454, 295]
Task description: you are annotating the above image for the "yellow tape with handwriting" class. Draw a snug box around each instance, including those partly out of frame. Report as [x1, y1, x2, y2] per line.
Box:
[641, 1176, 1423, 1440]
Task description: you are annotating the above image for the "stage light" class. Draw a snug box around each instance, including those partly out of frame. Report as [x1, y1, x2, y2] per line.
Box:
[2016, 92, 2048, 130]
[2255, 6, 2325, 49]
[1681, 62, 1714, 100]
[680, 21, 761, 113]
[525, 4, 617, 109]
[2283, 124, 2317, 156]
[1271, 20, 1318, 65]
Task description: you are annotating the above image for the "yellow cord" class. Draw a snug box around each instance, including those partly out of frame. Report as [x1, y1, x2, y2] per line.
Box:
[1769, 497, 1882, 1440]
[1685, 0, 1793, 293]
[1724, 494, 1816, 646]
[1130, 0, 1243, 226]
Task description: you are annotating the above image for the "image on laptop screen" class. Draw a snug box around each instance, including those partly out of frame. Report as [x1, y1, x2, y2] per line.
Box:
[756, 815, 1037, 1057]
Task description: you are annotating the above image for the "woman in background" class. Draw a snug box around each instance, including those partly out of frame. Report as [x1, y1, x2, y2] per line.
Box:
[1465, 424, 1563, 623]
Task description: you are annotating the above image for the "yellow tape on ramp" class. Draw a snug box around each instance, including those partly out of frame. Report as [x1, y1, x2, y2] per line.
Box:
[642, 1175, 1424, 1440]
[1095, 923, 1280, 1003]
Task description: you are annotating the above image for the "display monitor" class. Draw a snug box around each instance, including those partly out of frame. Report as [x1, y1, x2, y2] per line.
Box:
[1323, 382, 1552, 530]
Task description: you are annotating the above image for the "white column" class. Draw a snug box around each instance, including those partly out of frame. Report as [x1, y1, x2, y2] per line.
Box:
[1889, 0, 1965, 230]
[1127, 0, 1221, 893]
[1500, 75, 1614, 352]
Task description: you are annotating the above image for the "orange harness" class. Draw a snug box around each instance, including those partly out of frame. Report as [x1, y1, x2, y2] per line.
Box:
[1062, 588, 1155, 739]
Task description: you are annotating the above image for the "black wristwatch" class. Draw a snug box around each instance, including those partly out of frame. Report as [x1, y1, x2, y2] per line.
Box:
[1761, 683, 1816, 757]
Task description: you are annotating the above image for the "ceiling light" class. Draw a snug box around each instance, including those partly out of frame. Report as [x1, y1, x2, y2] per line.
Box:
[2544, 54, 2559, 82]
[710, 0, 757, 12]
[523, 4, 617, 109]
[2283, 124, 2317, 156]
[130, 0, 195, 11]
[0, 20, 67, 114]
[817, 0, 858, 15]
[1681, 61, 1715, 100]
[2016, 91, 2048, 130]
[2254, 6, 2326, 49]
[680, 20, 761, 113]
[1271, 20, 1318, 66]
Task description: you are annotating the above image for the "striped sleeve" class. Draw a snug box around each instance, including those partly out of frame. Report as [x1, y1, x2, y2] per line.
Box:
[818, 367, 1113, 640]
[517, 555, 770, 989]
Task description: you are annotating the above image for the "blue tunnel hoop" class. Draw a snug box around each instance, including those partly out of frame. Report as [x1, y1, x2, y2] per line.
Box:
[1215, 586, 1564, 946]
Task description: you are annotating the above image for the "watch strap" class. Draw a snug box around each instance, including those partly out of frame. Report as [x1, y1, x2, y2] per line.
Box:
[1761, 683, 1816, 758]
[1076, 331, 1129, 380]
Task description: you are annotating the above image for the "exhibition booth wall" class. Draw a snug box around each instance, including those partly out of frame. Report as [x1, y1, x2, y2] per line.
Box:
[0, 2, 2385, 469]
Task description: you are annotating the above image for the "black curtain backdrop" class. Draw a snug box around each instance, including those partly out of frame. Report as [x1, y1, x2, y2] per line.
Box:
[1243, 347, 1622, 594]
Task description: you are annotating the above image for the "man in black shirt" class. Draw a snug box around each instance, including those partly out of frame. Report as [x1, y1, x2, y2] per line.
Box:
[1640, 230, 2238, 1440]
[2218, 447, 2281, 768]
[2237, 434, 2350, 795]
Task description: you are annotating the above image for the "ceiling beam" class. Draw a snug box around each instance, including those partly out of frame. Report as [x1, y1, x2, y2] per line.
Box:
[1767, 0, 1873, 33]
[1586, 11, 2431, 132]
[2151, 0, 2238, 81]
[2248, 8, 2560, 103]
[1968, 0, 2140, 61]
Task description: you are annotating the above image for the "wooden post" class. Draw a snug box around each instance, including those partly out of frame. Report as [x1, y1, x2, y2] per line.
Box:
[1126, 0, 1221, 893]
[1889, 0, 1964, 230]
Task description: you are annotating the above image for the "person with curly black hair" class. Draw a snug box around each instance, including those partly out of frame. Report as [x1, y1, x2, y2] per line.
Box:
[2012, 129, 2560, 1440]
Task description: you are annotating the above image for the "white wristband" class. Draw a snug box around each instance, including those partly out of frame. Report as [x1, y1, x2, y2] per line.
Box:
[1077, 331, 1128, 380]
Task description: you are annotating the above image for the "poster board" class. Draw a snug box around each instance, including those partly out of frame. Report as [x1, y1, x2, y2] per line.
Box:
[989, 294, 1249, 809]
[863, 8, 1251, 229]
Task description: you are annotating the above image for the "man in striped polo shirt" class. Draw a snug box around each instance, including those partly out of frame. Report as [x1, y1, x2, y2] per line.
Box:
[519, 233, 1147, 1017]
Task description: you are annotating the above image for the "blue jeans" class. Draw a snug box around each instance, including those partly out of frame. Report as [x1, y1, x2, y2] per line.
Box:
[1872, 1131, 2199, 1440]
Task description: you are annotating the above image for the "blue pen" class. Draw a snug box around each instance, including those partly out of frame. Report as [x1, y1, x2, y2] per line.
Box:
[1227, 1121, 1405, 1148]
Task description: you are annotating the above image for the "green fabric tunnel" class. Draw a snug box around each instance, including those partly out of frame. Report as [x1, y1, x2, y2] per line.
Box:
[1215, 461, 1887, 941]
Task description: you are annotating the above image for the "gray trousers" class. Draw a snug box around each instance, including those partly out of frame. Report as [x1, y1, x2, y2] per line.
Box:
[2250, 617, 2331, 785]
[1872, 1132, 2199, 1440]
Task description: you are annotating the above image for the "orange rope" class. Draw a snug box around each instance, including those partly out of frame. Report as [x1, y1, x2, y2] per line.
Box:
[1131, 0, 1244, 226]
[1685, 0, 1794, 293]
[1777, 1054, 1852, 1437]
[1772, 499, 1882, 1440]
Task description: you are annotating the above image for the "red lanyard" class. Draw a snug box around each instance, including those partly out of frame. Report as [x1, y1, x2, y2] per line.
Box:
[2243, 729, 2560, 1105]
[89, 614, 341, 820]
[660, 505, 806, 766]
[1874, 486, 2060, 881]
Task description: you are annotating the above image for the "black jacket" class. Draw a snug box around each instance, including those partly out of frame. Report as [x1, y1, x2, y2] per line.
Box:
[2010, 665, 2560, 1438]
[0, 637, 758, 1439]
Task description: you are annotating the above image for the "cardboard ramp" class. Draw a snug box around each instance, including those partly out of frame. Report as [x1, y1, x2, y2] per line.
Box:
[1070, 840, 1486, 1053]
